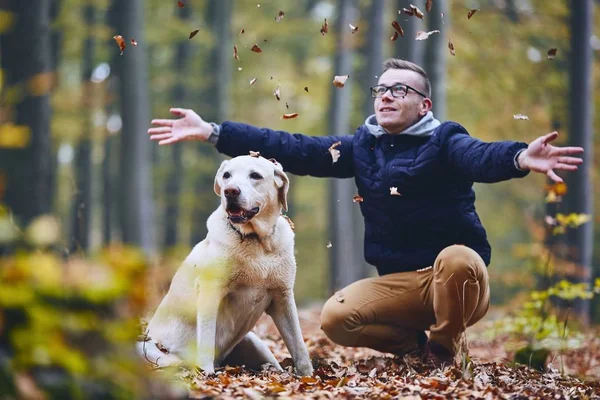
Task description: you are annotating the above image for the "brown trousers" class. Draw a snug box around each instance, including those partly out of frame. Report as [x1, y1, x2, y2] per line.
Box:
[320, 245, 490, 355]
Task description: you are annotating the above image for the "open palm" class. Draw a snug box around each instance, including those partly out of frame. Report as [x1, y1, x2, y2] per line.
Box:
[148, 108, 211, 145]
[521, 131, 584, 183]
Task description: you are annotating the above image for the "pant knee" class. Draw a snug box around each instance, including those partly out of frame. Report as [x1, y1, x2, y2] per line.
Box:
[320, 297, 358, 346]
[434, 245, 486, 281]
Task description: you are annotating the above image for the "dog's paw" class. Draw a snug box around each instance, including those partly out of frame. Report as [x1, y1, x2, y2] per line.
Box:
[294, 360, 314, 376]
[195, 358, 215, 375]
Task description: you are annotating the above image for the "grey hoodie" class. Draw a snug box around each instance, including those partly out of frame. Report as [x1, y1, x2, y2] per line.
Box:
[364, 111, 441, 138]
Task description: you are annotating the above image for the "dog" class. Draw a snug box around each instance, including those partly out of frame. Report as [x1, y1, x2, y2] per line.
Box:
[138, 154, 313, 376]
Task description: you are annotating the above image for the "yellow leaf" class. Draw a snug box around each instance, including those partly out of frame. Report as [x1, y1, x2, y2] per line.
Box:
[0, 123, 31, 148]
[25, 214, 60, 247]
[0, 10, 15, 34]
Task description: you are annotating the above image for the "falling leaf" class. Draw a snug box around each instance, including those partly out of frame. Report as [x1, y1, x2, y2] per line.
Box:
[275, 10, 284, 22]
[274, 84, 281, 100]
[282, 113, 298, 119]
[177, 0, 184, 7]
[546, 182, 568, 196]
[391, 31, 399, 41]
[332, 74, 349, 88]
[402, 7, 414, 16]
[349, 23, 359, 34]
[320, 18, 328, 35]
[326, 241, 332, 248]
[240, 28, 245, 34]
[113, 35, 126, 55]
[545, 216, 557, 226]
[189, 29, 200, 39]
[426, 0, 433, 12]
[468, 9, 479, 19]
[415, 30, 440, 40]
[390, 187, 402, 196]
[304, 86, 309, 92]
[329, 141, 342, 164]
[249, 151, 260, 158]
[249, 77, 257, 85]
[285, 102, 289, 109]
[238, 67, 243, 71]
[130, 39, 138, 46]
[233, 45, 239, 60]
[547, 48, 557, 60]
[448, 39, 456, 56]
[353, 194, 364, 203]
[402, 5, 424, 19]
[251, 44, 262, 53]
[513, 114, 529, 120]
[391, 21, 404, 37]
[335, 291, 345, 302]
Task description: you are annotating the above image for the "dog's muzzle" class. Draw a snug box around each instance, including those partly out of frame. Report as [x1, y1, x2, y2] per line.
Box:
[226, 202, 260, 224]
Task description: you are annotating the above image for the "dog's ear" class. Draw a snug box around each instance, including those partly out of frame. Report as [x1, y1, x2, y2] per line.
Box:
[273, 165, 289, 212]
[214, 160, 229, 196]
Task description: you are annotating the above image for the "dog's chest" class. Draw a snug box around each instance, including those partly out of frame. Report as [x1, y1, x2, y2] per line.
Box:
[227, 252, 293, 289]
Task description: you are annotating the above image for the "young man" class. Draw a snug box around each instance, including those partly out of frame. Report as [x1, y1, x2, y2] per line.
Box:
[148, 59, 584, 366]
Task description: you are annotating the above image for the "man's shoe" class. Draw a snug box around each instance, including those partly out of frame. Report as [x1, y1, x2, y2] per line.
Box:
[421, 340, 455, 368]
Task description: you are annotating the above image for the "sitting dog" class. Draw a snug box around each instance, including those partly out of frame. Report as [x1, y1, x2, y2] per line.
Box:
[138, 154, 313, 376]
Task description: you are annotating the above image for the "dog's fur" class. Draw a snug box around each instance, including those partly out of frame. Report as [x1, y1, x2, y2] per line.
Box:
[138, 155, 313, 376]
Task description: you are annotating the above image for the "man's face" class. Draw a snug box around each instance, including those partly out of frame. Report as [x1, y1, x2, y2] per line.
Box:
[373, 69, 431, 134]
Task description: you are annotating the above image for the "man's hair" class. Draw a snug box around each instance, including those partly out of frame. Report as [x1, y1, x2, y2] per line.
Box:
[381, 58, 431, 98]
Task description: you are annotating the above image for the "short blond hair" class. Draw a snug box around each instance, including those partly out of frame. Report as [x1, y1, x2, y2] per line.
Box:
[381, 58, 431, 98]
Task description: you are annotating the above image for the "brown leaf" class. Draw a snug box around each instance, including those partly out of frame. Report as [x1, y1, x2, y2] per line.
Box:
[282, 113, 298, 119]
[320, 18, 328, 35]
[249, 151, 260, 157]
[304, 86, 309, 92]
[426, 0, 433, 12]
[113, 35, 126, 55]
[391, 31, 399, 41]
[390, 187, 402, 196]
[177, 0, 184, 8]
[130, 39, 138, 46]
[329, 141, 342, 164]
[402, 7, 414, 16]
[349, 23, 359, 34]
[352, 194, 364, 203]
[391, 21, 404, 37]
[285, 101, 289, 109]
[448, 39, 456, 56]
[547, 48, 558, 60]
[240, 28, 245, 34]
[251, 44, 262, 53]
[332, 74, 349, 88]
[189, 29, 200, 39]
[415, 30, 440, 40]
[468, 9, 479, 19]
[301, 376, 319, 385]
[275, 10, 284, 22]
[411, 4, 425, 18]
[233, 45, 239, 60]
[249, 77, 257, 85]
[274, 84, 281, 100]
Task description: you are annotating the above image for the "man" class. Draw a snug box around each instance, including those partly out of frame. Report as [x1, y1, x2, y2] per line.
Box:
[148, 59, 584, 367]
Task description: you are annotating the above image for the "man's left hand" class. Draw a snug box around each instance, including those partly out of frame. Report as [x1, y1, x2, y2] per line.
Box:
[517, 131, 584, 183]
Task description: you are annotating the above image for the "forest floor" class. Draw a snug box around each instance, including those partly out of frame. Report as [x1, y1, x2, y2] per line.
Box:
[163, 307, 600, 399]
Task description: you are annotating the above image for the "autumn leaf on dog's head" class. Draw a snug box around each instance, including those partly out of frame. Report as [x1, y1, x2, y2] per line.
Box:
[249, 151, 260, 158]
[189, 29, 200, 39]
[282, 113, 298, 119]
[320, 18, 328, 35]
[426, 0, 433, 12]
[391, 31, 399, 41]
[113, 35, 126, 55]
[352, 194, 364, 203]
[275, 10, 284, 22]
[274, 84, 281, 101]
[251, 44, 262, 53]
[328, 141, 342, 164]
[448, 39, 456, 56]
[349, 24, 359, 34]
[233, 45, 239, 60]
[467, 9, 479, 19]
[547, 48, 557, 60]
[333, 75, 349, 88]
[415, 30, 440, 40]
[391, 21, 404, 37]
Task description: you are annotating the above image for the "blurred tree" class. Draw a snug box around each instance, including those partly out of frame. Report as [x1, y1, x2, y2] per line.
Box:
[395, 0, 424, 63]
[423, 0, 448, 120]
[112, 0, 155, 255]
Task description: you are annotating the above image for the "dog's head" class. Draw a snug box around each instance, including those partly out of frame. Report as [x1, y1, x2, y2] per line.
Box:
[213, 155, 289, 225]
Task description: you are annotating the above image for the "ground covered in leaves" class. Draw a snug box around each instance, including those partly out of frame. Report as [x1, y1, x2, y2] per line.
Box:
[157, 308, 600, 399]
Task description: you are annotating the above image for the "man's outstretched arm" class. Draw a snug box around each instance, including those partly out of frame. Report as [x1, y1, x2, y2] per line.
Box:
[148, 108, 354, 178]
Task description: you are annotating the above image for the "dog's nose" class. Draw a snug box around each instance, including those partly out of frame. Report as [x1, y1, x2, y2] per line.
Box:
[224, 187, 241, 198]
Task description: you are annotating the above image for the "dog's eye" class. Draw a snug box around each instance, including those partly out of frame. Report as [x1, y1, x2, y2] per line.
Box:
[249, 172, 263, 180]
[223, 172, 231, 179]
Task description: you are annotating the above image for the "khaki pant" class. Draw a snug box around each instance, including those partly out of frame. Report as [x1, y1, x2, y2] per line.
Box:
[320, 245, 490, 355]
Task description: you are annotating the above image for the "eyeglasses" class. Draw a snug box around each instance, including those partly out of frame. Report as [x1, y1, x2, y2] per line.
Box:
[370, 84, 427, 98]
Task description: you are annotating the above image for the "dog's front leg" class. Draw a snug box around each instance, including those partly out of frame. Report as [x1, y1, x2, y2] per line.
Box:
[195, 277, 224, 375]
[267, 291, 313, 376]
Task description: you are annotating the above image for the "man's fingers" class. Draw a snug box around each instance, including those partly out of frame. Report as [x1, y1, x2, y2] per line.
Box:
[542, 131, 559, 144]
[558, 156, 583, 165]
[547, 169, 563, 183]
[556, 146, 584, 155]
[150, 133, 173, 141]
[147, 127, 171, 135]
[170, 108, 188, 117]
[555, 163, 578, 171]
[151, 119, 174, 127]
[159, 137, 180, 145]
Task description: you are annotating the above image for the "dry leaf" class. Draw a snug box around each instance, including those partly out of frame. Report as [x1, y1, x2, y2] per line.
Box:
[391, 21, 404, 37]
[415, 30, 440, 40]
[251, 44, 262, 53]
[546, 182, 567, 196]
[426, 0, 433, 12]
[189, 29, 200, 39]
[177, 0, 184, 7]
[390, 187, 402, 196]
[113, 35, 126, 55]
[320, 18, 328, 35]
[156, 342, 169, 354]
[274, 84, 281, 100]
[304, 86, 309, 92]
[547, 48, 557, 60]
[249, 151, 260, 157]
[448, 39, 456, 56]
[240, 28, 245, 34]
[285, 102, 289, 109]
[326, 241, 332, 248]
[275, 10, 284, 22]
[282, 113, 298, 119]
[468, 9, 478, 19]
[513, 114, 529, 120]
[402, 5, 424, 19]
[130, 39, 138, 46]
[402, 7, 414, 16]
[335, 291, 345, 302]
[233, 45, 239, 60]
[369, 367, 377, 378]
[333, 74, 349, 88]
[545, 215, 557, 226]
[249, 77, 257, 85]
[391, 31, 399, 41]
[329, 141, 342, 164]
[353, 194, 364, 203]
[349, 23, 359, 34]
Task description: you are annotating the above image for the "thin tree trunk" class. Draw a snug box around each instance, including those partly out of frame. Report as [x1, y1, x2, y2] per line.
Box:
[423, 0, 448, 120]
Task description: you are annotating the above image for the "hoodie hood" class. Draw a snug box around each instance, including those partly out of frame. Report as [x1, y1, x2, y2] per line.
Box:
[365, 111, 441, 138]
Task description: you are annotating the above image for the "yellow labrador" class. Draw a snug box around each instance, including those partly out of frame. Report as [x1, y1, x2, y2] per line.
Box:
[138, 155, 313, 376]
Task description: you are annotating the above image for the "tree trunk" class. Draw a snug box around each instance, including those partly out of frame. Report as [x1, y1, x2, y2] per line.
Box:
[164, 5, 192, 248]
[113, 0, 155, 255]
[423, 0, 448, 120]
[565, 0, 594, 323]
[328, 0, 365, 293]
[0, 1, 54, 236]
[395, 0, 425, 63]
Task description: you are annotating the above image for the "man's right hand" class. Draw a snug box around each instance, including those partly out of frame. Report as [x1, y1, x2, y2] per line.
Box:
[148, 108, 213, 145]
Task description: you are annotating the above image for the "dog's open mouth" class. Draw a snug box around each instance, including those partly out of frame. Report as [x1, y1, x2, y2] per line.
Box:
[226, 204, 260, 224]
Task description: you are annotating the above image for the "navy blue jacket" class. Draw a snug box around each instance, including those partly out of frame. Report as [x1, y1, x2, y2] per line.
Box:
[215, 121, 529, 275]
